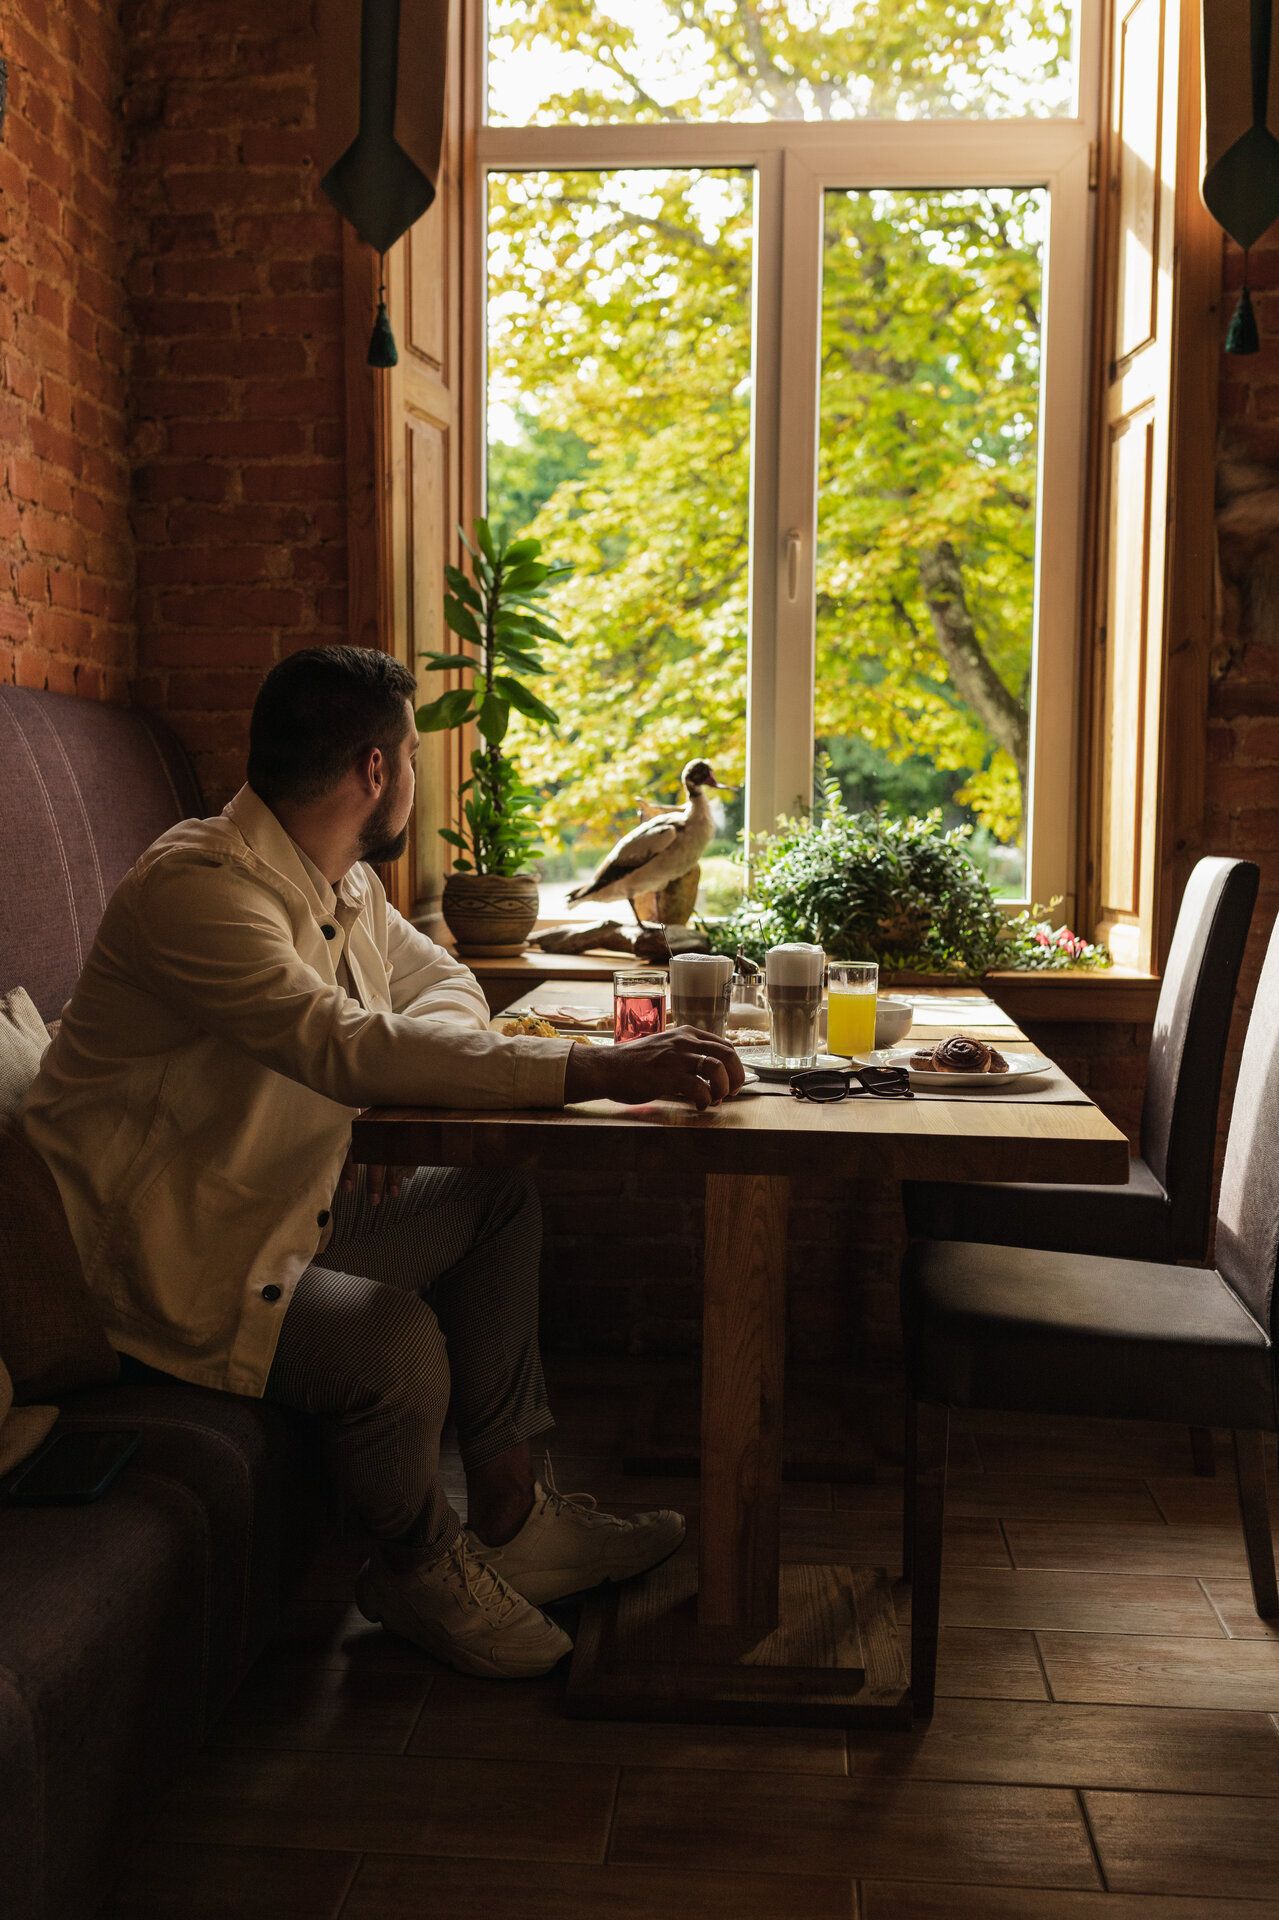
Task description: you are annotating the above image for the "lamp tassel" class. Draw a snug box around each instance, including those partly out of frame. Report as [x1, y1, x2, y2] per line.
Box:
[368, 254, 398, 368]
[1226, 253, 1260, 355]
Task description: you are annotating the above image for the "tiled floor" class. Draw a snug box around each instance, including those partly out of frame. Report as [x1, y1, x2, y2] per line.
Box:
[103, 1363, 1279, 1919]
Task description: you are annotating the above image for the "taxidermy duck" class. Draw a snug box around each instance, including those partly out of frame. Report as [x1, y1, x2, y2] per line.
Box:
[567, 759, 735, 929]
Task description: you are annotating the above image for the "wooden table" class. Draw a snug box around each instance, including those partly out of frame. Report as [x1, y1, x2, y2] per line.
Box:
[352, 988, 1129, 1727]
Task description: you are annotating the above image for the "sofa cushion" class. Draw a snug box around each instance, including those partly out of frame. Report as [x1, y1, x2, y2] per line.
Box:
[0, 1466, 212, 1920]
[63, 1373, 324, 1711]
[0, 686, 203, 1025]
[0, 983, 46, 1118]
[0, 1124, 118, 1399]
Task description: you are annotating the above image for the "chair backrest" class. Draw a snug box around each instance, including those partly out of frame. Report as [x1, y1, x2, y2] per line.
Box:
[1141, 856, 1259, 1260]
[1216, 906, 1279, 1343]
[0, 687, 202, 1023]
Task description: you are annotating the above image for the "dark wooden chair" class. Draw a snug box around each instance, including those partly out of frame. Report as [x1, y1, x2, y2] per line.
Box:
[905, 856, 1258, 1478]
[901, 901, 1279, 1719]
[905, 856, 1258, 1266]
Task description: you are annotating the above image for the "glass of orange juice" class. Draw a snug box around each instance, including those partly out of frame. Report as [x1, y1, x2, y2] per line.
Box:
[826, 961, 878, 1057]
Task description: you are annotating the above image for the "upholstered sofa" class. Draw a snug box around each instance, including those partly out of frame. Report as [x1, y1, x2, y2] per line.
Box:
[0, 687, 323, 1920]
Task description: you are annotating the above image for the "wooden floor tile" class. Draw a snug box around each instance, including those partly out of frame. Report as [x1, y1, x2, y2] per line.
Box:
[1202, 1578, 1279, 1640]
[1145, 1476, 1279, 1529]
[847, 1697, 1279, 1794]
[938, 1475, 1164, 1526]
[342, 1854, 854, 1919]
[159, 1749, 616, 1861]
[786, 1509, 1012, 1569]
[939, 1569, 1221, 1637]
[1038, 1633, 1279, 1710]
[1005, 1523, 1250, 1578]
[1085, 1790, 1279, 1899]
[935, 1628, 1051, 1701]
[210, 1662, 434, 1754]
[408, 1668, 847, 1772]
[964, 1415, 1199, 1479]
[100, 1843, 359, 1919]
[610, 1768, 1100, 1888]
[863, 1882, 1279, 1918]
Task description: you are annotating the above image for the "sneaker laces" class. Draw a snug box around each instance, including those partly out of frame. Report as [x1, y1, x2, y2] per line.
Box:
[442, 1533, 523, 1623]
[538, 1451, 630, 1531]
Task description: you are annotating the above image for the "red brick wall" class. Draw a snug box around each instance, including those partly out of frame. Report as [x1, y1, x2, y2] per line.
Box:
[0, 1, 134, 699]
[124, 0, 347, 806]
[1205, 235, 1279, 1123]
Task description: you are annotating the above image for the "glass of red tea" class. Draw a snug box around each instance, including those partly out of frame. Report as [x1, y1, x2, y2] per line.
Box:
[613, 969, 668, 1043]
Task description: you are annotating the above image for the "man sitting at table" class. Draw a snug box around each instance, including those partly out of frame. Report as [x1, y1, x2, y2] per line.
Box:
[21, 645, 743, 1680]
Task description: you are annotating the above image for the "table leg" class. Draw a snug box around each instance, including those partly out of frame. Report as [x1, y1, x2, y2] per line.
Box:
[566, 1177, 910, 1726]
[697, 1173, 788, 1630]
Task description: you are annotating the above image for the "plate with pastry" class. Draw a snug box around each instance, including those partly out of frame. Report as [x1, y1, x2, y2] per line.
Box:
[880, 1032, 1052, 1088]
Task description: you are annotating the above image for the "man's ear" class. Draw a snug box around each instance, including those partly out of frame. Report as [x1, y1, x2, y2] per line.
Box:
[355, 744, 385, 796]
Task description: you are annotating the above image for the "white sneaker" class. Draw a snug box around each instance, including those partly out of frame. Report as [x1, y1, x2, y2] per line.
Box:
[354, 1534, 572, 1679]
[467, 1454, 686, 1607]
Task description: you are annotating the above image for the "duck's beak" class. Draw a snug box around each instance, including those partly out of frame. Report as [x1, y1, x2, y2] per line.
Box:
[708, 777, 740, 792]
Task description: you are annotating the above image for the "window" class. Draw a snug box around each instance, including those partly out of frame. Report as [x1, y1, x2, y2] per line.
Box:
[471, 2, 1099, 914]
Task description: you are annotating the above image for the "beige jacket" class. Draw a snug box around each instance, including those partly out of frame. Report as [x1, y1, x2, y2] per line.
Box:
[20, 787, 573, 1396]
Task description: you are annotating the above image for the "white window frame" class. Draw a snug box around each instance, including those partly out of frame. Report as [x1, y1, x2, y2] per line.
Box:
[467, 7, 1101, 912]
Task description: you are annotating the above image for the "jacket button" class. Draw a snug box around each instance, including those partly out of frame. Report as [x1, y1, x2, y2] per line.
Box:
[321, 924, 336, 940]
[316, 1209, 330, 1228]
[261, 1284, 282, 1303]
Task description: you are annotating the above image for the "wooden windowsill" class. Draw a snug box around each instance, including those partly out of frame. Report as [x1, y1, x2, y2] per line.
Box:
[456, 946, 1162, 1025]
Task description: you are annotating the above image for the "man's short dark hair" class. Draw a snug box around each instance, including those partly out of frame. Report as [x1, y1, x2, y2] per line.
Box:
[248, 646, 417, 807]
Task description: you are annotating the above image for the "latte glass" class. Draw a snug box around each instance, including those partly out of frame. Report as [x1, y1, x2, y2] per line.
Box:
[765, 942, 825, 1069]
[669, 953, 733, 1037]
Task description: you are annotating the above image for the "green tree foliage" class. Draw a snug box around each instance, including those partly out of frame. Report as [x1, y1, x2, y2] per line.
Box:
[486, 0, 1069, 862]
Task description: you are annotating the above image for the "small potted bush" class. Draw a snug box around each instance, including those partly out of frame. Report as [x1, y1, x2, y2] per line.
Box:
[416, 519, 568, 956]
[704, 777, 1109, 978]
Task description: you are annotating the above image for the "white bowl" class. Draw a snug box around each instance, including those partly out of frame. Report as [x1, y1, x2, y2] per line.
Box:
[874, 997, 913, 1048]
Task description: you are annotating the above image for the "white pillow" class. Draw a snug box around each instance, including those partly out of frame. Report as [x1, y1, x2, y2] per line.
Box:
[0, 986, 48, 1122]
[0, 1351, 56, 1478]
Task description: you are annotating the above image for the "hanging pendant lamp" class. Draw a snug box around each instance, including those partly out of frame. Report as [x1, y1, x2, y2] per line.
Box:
[1203, 0, 1279, 354]
[315, 0, 451, 367]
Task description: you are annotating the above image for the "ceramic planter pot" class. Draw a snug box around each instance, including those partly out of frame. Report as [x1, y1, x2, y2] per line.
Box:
[442, 871, 540, 958]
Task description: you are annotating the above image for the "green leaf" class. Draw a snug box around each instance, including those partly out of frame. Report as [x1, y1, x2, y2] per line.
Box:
[495, 676, 559, 727]
[444, 565, 482, 609]
[502, 561, 550, 591]
[438, 828, 469, 850]
[414, 687, 475, 733]
[503, 536, 541, 563]
[493, 646, 545, 676]
[478, 694, 511, 745]
[475, 518, 497, 563]
[419, 650, 477, 671]
[444, 601, 482, 643]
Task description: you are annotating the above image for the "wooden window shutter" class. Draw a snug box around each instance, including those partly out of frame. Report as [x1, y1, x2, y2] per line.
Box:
[342, 2, 468, 932]
[1080, 0, 1220, 970]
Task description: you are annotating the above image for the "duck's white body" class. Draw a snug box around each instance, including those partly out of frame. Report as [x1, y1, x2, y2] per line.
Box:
[567, 759, 731, 925]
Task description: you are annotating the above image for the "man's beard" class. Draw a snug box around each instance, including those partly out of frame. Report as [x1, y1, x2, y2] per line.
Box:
[359, 776, 410, 866]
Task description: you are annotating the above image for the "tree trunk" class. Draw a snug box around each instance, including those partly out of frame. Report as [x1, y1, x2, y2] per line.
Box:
[918, 540, 1029, 800]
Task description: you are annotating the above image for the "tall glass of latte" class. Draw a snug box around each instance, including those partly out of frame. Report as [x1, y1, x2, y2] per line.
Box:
[669, 952, 733, 1037]
[766, 943, 825, 1068]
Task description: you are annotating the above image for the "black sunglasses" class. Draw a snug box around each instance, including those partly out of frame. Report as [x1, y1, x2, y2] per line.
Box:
[790, 1064, 913, 1103]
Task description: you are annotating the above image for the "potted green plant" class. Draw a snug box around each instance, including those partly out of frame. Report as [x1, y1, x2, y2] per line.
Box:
[703, 779, 1110, 978]
[415, 519, 569, 956]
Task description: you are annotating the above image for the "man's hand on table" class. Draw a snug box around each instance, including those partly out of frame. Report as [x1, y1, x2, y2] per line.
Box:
[562, 1026, 746, 1110]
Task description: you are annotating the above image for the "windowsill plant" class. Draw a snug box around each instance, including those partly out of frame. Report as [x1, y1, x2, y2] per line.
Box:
[702, 781, 1109, 980]
[415, 519, 568, 956]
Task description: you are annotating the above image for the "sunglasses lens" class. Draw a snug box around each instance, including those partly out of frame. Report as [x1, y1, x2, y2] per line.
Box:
[792, 1072, 848, 1102]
